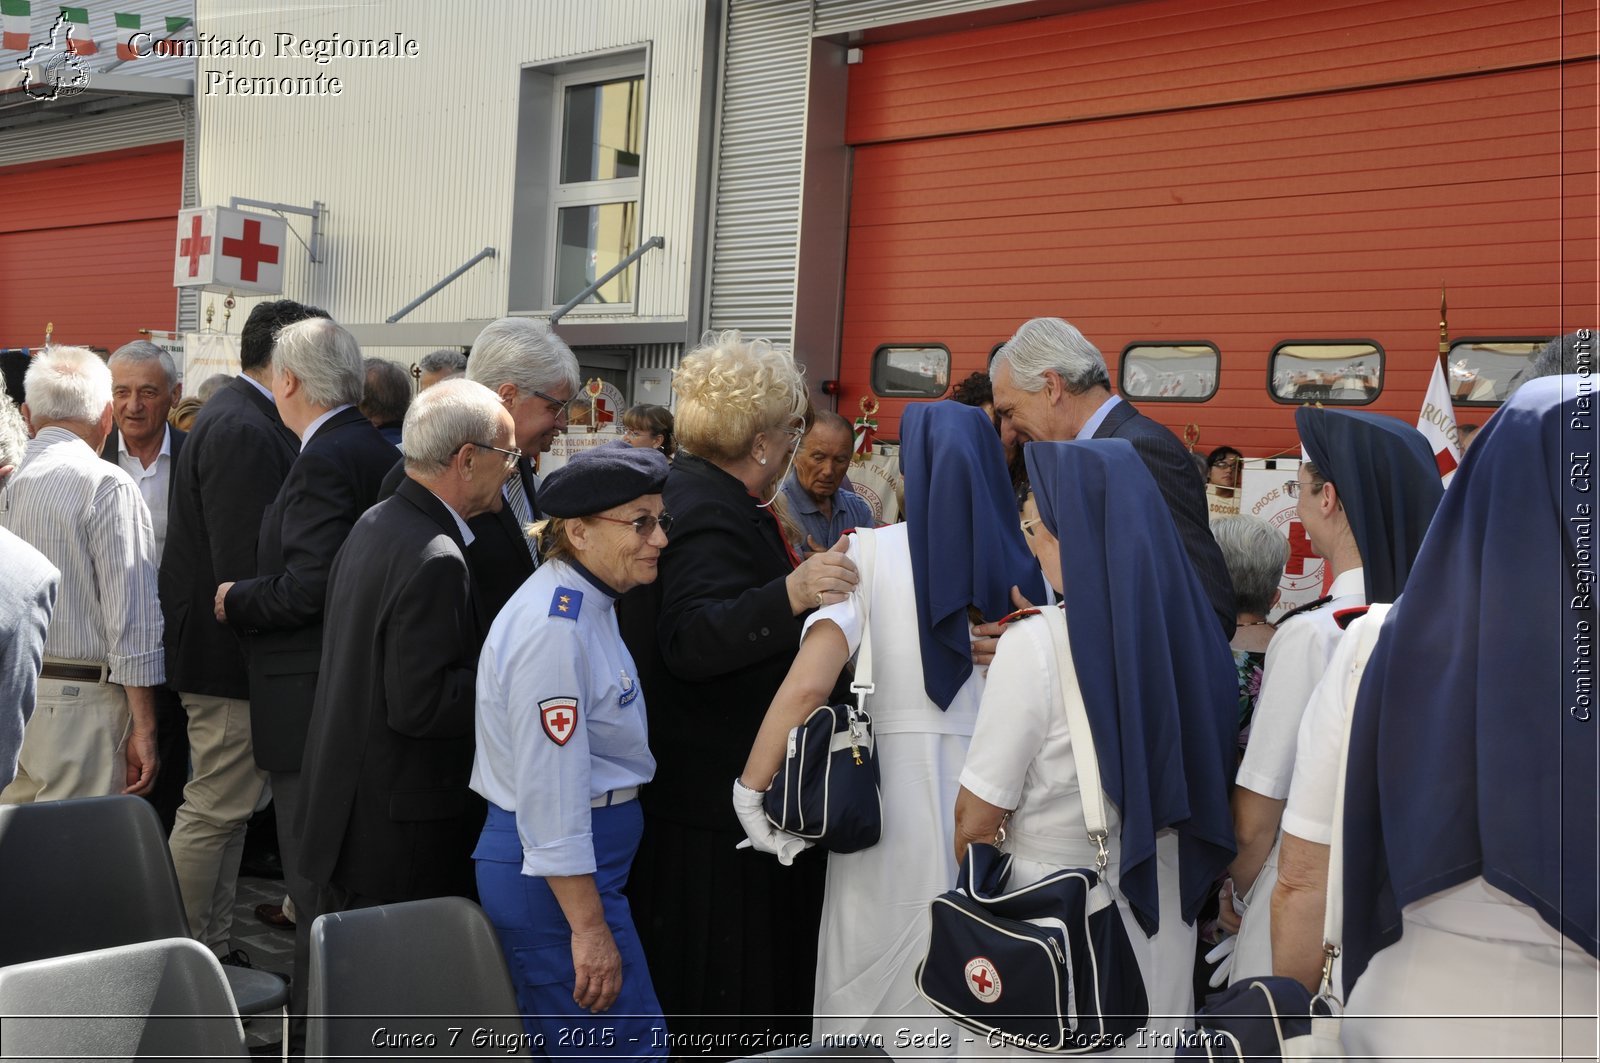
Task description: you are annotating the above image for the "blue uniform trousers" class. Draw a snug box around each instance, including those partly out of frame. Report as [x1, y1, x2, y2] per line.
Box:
[474, 801, 668, 1059]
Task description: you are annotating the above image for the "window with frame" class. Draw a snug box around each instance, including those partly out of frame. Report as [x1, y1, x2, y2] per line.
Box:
[1268, 341, 1384, 404]
[871, 345, 950, 398]
[1118, 343, 1219, 401]
[1444, 338, 1549, 405]
[551, 69, 645, 309]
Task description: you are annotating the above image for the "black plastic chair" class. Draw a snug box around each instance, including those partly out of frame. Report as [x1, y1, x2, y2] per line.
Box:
[0, 936, 248, 1059]
[308, 895, 530, 1059]
[0, 795, 289, 1052]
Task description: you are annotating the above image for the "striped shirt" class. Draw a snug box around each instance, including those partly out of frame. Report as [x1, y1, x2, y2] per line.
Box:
[0, 426, 165, 687]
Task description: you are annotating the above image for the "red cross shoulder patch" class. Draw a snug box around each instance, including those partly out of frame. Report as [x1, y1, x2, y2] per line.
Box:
[540, 697, 580, 746]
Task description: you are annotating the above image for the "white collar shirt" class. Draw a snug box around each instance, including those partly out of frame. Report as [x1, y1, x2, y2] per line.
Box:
[116, 426, 172, 558]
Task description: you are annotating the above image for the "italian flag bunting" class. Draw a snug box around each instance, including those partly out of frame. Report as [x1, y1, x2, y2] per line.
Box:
[114, 11, 138, 60]
[2, 0, 29, 52]
[60, 5, 95, 55]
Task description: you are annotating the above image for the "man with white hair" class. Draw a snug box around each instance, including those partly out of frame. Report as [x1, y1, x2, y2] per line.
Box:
[297, 379, 515, 913]
[103, 340, 188, 833]
[989, 316, 1237, 636]
[0, 345, 163, 803]
[379, 317, 580, 619]
[215, 315, 396, 1018]
[0, 391, 59, 793]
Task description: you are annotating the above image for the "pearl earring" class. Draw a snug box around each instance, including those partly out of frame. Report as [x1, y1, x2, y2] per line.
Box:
[757, 455, 768, 466]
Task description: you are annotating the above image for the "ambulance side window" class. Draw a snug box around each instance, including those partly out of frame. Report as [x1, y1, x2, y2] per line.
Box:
[1268, 341, 1384, 405]
[1445, 338, 1549, 406]
[1118, 343, 1220, 402]
[870, 345, 950, 398]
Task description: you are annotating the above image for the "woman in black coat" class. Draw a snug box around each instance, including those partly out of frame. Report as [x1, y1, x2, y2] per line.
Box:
[621, 331, 857, 1053]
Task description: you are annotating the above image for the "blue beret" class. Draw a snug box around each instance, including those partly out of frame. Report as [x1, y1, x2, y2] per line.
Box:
[540, 439, 669, 518]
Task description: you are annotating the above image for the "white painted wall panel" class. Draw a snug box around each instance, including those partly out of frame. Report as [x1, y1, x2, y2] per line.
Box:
[195, 0, 709, 335]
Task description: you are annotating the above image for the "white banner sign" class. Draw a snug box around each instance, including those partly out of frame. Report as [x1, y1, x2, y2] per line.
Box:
[539, 427, 625, 475]
[183, 331, 240, 385]
[1238, 458, 1329, 622]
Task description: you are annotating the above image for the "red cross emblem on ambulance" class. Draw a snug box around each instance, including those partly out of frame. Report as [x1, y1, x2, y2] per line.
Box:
[540, 697, 579, 747]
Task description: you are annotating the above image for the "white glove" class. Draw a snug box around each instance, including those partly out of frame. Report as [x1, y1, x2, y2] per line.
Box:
[732, 779, 812, 866]
[1204, 934, 1237, 988]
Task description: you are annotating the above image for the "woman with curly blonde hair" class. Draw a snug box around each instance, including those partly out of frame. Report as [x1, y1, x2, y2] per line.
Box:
[620, 330, 857, 1051]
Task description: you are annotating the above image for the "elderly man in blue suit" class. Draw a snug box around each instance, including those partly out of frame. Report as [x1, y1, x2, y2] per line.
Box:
[988, 316, 1237, 638]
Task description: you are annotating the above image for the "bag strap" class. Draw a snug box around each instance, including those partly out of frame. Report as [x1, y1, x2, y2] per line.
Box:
[849, 527, 877, 699]
[1318, 602, 1391, 1004]
[1039, 606, 1111, 872]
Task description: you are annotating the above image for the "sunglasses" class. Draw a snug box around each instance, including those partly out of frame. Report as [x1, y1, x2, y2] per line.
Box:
[592, 513, 673, 536]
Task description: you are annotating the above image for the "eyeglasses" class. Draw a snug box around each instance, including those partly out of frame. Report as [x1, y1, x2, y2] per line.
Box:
[1283, 478, 1326, 498]
[592, 513, 674, 537]
[465, 441, 523, 467]
[623, 428, 654, 440]
[1210, 456, 1239, 468]
[1020, 517, 1043, 537]
[532, 389, 578, 420]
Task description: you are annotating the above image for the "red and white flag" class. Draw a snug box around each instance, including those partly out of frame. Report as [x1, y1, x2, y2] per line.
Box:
[1417, 357, 1463, 486]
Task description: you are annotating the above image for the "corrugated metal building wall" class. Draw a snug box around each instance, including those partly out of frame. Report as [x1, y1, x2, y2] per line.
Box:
[195, 0, 713, 372]
[706, 0, 1006, 340]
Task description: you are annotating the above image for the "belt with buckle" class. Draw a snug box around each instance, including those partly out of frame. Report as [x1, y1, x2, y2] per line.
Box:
[40, 661, 108, 683]
[590, 786, 639, 809]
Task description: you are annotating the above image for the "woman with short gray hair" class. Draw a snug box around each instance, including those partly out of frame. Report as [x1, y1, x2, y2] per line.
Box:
[1211, 514, 1289, 757]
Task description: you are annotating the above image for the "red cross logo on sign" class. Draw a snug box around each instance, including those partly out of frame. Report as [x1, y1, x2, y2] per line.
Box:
[221, 218, 281, 283]
[1285, 520, 1317, 576]
[540, 697, 579, 747]
[179, 215, 211, 278]
[964, 957, 1002, 1003]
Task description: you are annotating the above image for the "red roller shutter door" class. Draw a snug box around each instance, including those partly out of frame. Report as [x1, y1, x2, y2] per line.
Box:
[838, 0, 1598, 450]
[0, 143, 183, 353]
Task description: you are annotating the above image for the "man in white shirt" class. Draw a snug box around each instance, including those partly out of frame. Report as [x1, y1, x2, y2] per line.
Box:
[103, 340, 188, 832]
[0, 345, 163, 804]
[103, 341, 182, 556]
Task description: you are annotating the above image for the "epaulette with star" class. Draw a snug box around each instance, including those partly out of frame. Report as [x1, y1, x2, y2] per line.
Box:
[1274, 594, 1332, 626]
[549, 586, 583, 620]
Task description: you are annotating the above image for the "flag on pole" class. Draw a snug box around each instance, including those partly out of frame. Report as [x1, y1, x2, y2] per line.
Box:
[1, 0, 29, 51]
[165, 16, 189, 34]
[1417, 357, 1463, 486]
[60, 5, 95, 55]
[114, 11, 139, 59]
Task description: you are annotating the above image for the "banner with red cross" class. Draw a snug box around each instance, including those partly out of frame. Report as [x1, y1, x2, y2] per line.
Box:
[172, 207, 287, 294]
[1238, 458, 1332, 622]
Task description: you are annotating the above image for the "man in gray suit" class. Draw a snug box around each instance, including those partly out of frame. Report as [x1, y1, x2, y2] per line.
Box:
[0, 392, 59, 791]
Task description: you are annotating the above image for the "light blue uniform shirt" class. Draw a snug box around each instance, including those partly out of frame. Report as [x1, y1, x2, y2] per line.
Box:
[470, 558, 654, 877]
[1075, 393, 1122, 439]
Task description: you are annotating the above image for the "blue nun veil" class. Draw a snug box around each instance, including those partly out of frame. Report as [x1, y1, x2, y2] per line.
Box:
[900, 401, 1046, 710]
[1024, 438, 1238, 933]
[1340, 376, 1599, 993]
[1295, 407, 1443, 604]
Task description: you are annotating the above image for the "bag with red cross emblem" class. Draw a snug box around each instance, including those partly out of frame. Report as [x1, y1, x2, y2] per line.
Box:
[763, 527, 882, 853]
[914, 606, 1148, 1053]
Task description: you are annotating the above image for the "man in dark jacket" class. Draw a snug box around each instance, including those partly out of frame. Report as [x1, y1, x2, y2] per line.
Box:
[103, 341, 187, 833]
[297, 379, 514, 910]
[214, 315, 396, 1020]
[989, 316, 1237, 638]
[160, 300, 326, 960]
[377, 317, 579, 620]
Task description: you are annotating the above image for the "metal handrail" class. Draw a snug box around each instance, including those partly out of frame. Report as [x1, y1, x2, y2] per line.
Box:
[549, 236, 665, 323]
[386, 247, 497, 323]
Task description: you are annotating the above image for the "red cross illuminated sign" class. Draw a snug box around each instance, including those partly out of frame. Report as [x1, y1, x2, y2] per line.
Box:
[179, 215, 210, 278]
[221, 219, 280, 283]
